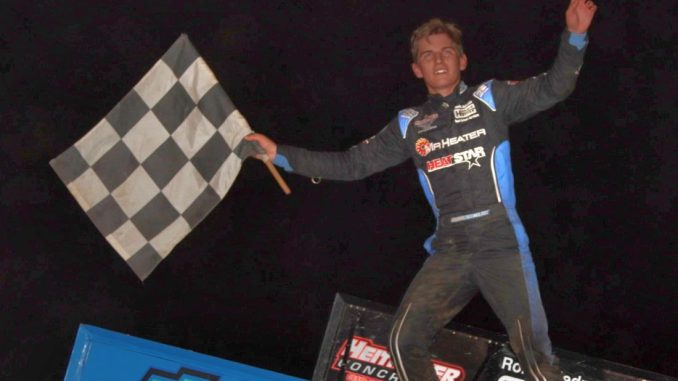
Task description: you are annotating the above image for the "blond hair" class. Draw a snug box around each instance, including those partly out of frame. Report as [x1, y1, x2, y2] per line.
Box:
[410, 18, 464, 62]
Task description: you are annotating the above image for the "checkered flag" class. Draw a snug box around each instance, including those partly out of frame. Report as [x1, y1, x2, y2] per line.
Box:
[50, 34, 265, 280]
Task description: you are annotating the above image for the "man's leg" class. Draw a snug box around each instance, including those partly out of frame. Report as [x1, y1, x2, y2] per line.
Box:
[389, 252, 477, 381]
[473, 251, 561, 381]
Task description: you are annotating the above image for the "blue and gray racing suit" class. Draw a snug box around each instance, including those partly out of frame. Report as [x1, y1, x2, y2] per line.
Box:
[273, 30, 588, 381]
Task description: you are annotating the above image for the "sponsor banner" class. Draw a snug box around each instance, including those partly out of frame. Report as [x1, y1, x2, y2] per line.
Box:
[474, 347, 609, 381]
[312, 294, 494, 381]
[312, 294, 676, 381]
[330, 336, 466, 381]
[64, 324, 306, 381]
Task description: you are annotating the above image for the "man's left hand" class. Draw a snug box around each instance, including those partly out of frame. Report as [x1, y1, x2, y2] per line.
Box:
[566, 0, 598, 34]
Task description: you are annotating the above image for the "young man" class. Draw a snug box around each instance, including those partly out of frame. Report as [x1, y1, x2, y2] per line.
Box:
[247, 1, 597, 380]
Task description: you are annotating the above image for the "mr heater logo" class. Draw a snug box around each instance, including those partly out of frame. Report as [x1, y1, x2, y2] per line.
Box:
[331, 336, 465, 381]
[414, 129, 487, 157]
[416, 138, 432, 156]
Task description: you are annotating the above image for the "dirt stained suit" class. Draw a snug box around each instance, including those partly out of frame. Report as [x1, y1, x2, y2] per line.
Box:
[273, 30, 589, 381]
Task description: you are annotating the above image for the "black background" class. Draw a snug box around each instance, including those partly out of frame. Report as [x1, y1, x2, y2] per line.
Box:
[1, 1, 676, 379]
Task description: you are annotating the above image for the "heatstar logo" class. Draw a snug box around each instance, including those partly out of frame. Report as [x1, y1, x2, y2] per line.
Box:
[414, 129, 487, 157]
[331, 336, 465, 381]
[426, 146, 486, 172]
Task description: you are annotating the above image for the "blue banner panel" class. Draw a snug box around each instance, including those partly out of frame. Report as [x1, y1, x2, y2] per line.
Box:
[64, 324, 306, 381]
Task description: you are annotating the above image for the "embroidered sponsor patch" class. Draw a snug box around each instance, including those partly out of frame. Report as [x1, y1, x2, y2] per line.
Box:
[473, 83, 489, 98]
[414, 112, 439, 133]
[398, 108, 419, 138]
[473, 81, 496, 111]
[449, 209, 490, 224]
[415, 138, 431, 156]
[453, 101, 480, 123]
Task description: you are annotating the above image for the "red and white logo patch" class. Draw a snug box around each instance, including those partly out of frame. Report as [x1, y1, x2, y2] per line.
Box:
[331, 336, 465, 381]
[416, 138, 431, 156]
[426, 146, 486, 172]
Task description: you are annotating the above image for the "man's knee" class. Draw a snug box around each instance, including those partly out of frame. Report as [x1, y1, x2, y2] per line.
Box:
[389, 315, 429, 360]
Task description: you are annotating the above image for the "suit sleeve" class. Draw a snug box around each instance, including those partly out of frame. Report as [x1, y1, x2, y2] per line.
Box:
[491, 30, 589, 125]
[272, 118, 410, 181]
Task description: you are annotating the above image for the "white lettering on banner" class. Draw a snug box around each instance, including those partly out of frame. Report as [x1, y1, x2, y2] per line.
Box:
[415, 129, 486, 157]
[501, 356, 524, 374]
[454, 101, 480, 123]
[331, 337, 394, 369]
[426, 147, 486, 172]
[564, 376, 588, 381]
[499, 356, 590, 381]
[331, 336, 465, 381]
[359, 346, 375, 361]
[498, 376, 524, 381]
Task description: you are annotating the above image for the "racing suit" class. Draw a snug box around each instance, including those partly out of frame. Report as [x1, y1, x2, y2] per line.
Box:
[273, 30, 588, 381]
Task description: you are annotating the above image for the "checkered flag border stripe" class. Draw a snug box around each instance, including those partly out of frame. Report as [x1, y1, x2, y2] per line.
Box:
[50, 34, 260, 280]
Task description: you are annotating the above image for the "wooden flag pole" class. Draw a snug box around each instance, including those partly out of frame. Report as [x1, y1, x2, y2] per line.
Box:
[263, 159, 291, 195]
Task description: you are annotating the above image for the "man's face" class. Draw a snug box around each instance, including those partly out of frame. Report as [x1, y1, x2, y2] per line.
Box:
[411, 33, 467, 97]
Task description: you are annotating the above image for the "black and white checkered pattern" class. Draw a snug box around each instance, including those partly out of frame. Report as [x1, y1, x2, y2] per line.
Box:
[50, 34, 260, 280]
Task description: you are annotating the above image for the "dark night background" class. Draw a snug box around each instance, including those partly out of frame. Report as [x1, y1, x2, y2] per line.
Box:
[1, 1, 676, 380]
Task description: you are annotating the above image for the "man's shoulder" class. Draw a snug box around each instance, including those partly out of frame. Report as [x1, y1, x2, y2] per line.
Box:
[397, 106, 422, 120]
[395, 106, 423, 139]
[470, 79, 500, 112]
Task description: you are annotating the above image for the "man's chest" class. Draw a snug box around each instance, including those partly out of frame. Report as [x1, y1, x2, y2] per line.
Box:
[407, 98, 504, 166]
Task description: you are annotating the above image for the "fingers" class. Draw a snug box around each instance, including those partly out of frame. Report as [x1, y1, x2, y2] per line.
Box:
[567, 0, 597, 23]
[583, 0, 597, 17]
[244, 133, 277, 160]
[569, 0, 596, 12]
[244, 133, 269, 145]
[580, 0, 597, 12]
[244, 133, 257, 141]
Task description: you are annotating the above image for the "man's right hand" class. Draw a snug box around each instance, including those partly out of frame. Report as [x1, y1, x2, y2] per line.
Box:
[566, 0, 597, 34]
[244, 133, 277, 161]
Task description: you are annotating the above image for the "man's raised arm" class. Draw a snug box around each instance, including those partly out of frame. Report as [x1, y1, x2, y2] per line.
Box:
[244, 120, 410, 182]
[489, 0, 598, 125]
